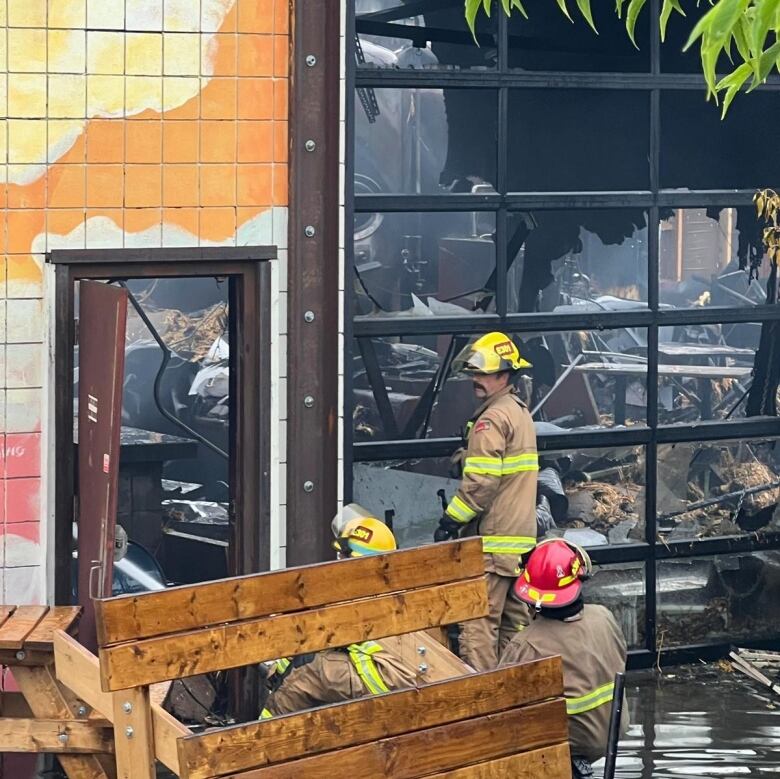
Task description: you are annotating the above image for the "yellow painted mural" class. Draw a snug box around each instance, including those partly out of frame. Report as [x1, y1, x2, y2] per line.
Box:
[0, 0, 289, 604]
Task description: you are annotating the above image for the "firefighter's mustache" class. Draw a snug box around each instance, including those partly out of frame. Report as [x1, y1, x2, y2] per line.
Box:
[473, 382, 487, 392]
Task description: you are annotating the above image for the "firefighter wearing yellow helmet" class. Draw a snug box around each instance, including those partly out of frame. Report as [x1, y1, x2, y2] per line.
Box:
[332, 514, 397, 557]
[436, 331, 538, 672]
[261, 513, 415, 718]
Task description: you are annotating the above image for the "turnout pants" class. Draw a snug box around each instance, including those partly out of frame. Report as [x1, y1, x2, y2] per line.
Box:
[459, 572, 530, 671]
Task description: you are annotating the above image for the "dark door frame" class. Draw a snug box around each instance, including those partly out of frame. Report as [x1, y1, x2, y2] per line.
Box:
[48, 246, 275, 605]
[286, 0, 342, 566]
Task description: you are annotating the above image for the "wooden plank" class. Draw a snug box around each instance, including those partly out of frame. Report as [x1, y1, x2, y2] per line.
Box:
[0, 605, 17, 630]
[13, 664, 113, 779]
[54, 630, 189, 774]
[112, 687, 155, 779]
[100, 577, 488, 691]
[179, 657, 563, 779]
[0, 605, 48, 649]
[24, 606, 82, 650]
[379, 632, 471, 684]
[95, 539, 483, 646]
[0, 648, 63, 666]
[0, 717, 114, 753]
[224, 699, 568, 779]
[421, 743, 572, 778]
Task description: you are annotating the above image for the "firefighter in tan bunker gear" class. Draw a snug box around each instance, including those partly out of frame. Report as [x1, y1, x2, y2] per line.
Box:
[261, 515, 418, 718]
[434, 332, 539, 672]
[501, 539, 629, 779]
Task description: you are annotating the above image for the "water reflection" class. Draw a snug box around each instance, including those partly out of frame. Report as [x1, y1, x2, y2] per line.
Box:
[610, 666, 780, 778]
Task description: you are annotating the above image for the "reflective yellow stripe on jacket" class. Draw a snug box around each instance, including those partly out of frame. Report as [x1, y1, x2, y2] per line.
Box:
[462, 453, 539, 477]
[348, 641, 390, 695]
[260, 708, 273, 719]
[481, 535, 536, 555]
[501, 453, 540, 475]
[448, 453, 540, 526]
[446, 495, 478, 524]
[566, 681, 615, 715]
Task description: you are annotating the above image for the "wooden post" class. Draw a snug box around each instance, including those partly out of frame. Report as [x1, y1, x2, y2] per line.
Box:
[111, 688, 156, 779]
[12, 665, 112, 779]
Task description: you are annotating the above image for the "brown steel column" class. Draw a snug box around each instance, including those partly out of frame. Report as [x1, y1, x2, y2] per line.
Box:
[286, 0, 340, 564]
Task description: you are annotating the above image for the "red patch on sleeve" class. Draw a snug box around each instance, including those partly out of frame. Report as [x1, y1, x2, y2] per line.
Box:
[473, 419, 492, 434]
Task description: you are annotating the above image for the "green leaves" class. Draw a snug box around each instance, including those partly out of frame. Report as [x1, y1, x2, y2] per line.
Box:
[576, 0, 598, 30]
[464, 0, 780, 115]
[623, 0, 647, 48]
[660, 0, 686, 42]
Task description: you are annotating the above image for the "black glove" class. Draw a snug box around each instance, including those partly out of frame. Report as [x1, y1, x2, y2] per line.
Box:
[434, 515, 462, 543]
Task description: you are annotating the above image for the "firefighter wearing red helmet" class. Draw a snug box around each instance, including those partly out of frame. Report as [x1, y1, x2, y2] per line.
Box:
[501, 539, 629, 779]
[435, 332, 538, 671]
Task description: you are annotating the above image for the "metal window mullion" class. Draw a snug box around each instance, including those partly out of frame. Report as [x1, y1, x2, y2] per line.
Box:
[496, 208, 508, 318]
[344, 0, 357, 504]
[650, 0, 661, 76]
[496, 72, 508, 316]
[644, 439, 658, 655]
[354, 190, 762, 212]
[497, 1, 508, 72]
[355, 70, 780, 90]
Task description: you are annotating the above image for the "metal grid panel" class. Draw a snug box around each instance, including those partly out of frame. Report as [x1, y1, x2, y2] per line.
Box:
[346, 0, 780, 663]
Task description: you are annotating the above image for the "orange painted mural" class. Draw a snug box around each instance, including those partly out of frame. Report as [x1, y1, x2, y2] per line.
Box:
[0, 0, 289, 604]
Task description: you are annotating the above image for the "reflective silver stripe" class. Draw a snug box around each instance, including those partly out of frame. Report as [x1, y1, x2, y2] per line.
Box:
[566, 682, 615, 715]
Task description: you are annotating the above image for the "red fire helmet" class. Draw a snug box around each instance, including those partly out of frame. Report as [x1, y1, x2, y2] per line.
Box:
[513, 539, 591, 609]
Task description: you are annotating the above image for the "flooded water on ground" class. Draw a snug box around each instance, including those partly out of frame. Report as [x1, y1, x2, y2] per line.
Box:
[599, 664, 780, 778]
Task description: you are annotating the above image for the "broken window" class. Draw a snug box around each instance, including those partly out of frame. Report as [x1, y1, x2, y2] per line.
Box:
[659, 208, 769, 309]
[584, 562, 646, 648]
[537, 445, 646, 547]
[353, 457, 456, 548]
[506, 4, 649, 72]
[355, 88, 497, 196]
[506, 209, 649, 313]
[657, 324, 760, 424]
[348, 1, 780, 663]
[660, 91, 780, 190]
[353, 212, 497, 315]
[657, 438, 780, 542]
[352, 327, 648, 442]
[506, 90, 651, 192]
[656, 552, 780, 648]
[354, 1, 498, 71]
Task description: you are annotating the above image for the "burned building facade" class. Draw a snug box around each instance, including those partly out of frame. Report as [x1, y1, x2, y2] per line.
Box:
[346, 1, 780, 665]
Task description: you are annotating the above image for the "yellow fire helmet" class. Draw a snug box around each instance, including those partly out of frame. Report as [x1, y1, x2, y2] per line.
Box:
[333, 516, 397, 557]
[453, 331, 532, 375]
[331, 502, 376, 539]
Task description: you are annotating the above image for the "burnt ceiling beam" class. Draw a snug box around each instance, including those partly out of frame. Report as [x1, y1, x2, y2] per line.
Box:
[287, 0, 341, 566]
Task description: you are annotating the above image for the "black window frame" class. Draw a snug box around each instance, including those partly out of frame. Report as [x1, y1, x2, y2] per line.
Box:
[345, 0, 780, 668]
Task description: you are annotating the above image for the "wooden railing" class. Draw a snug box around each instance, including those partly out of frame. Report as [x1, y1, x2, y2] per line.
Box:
[53, 539, 572, 778]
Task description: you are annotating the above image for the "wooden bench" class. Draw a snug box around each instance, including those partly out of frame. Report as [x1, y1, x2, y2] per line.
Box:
[53, 539, 573, 778]
[0, 605, 115, 778]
